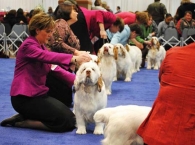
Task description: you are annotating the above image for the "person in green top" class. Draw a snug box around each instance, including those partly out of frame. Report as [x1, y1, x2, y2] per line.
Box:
[130, 13, 158, 68]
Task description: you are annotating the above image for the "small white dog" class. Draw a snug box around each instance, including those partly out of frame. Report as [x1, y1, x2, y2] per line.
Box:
[125, 44, 142, 73]
[114, 43, 133, 82]
[73, 61, 107, 134]
[94, 105, 151, 145]
[147, 37, 166, 70]
[98, 43, 117, 95]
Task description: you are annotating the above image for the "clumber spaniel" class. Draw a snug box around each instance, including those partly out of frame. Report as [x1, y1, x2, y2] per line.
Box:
[94, 105, 151, 145]
[147, 37, 166, 70]
[73, 61, 107, 134]
[98, 43, 117, 95]
[114, 43, 133, 82]
[125, 44, 142, 73]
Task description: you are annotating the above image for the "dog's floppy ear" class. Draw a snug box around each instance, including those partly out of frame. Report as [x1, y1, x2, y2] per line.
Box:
[73, 77, 81, 92]
[121, 46, 126, 58]
[157, 40, 160, 50]
[113, 46, 118, 60]
[97, 75, 103, 92]
[125, 44, 130, 52]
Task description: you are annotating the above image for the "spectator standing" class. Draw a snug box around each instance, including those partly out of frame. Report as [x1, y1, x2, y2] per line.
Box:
[147, 0, 167, 25]
[16, 8, 28, 24]
[91, 0, 107, 11]
[47, 7, 54, 17]
[3, 9, 17, 28]
[115, 6, 121, 14]
[102, 1, 113, 13]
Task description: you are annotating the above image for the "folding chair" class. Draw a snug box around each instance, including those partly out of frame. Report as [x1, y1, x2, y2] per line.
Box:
[0, 23, 6, 53]
[6, 24, 29, 56]
[159, 27, 180, 50]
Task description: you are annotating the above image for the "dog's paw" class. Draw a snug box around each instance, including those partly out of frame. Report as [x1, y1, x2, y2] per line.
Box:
[106, 90, 111, 95]
[124, 77, 131, 82]
[76, 128, 87, 134]
[93, 127, 104, 135]
[113, 77, 117, 81]
[153, 66, 159, 70]
[147, 66, 151, 69]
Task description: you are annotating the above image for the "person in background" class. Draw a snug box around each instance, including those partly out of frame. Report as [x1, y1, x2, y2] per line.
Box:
[158, 13, 175, 38]
[115, 6, 121, 14]
[147, 0, 167, 25]
[46, 1, 89, 107]
[0, 12, 91, 132]
[108, 23, 141, 46]
[175, 0, 195, 22]
[180, 11, 195, 33]
[91, 0, 107, 11]
[137, 42, 195, 145]
[106, 11, 137, 45]
[64, 0, 124, 54]
[16, 8, 28, 24]
[47, 6, 54, 17]
[137, 13, 156, 68]
[3, 9, 17, 28]
[102, 1, 113, 13]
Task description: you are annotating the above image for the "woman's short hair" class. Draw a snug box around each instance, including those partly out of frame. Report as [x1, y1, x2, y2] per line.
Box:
[28, 12, 55, 36]
[129, 23, 142, 36]
[113, 17, 124, 32]
[165, 13, 172, 18]
[54, 1, 74, 21]
[135, 11, 149, 24]
[181, 0, 191, 4]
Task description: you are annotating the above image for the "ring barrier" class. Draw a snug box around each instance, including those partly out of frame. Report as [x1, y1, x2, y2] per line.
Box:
[1, 25, 195, 57]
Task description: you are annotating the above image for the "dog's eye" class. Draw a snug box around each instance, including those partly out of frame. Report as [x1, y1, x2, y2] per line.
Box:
[81, 68, 86, 73]
[92, 68, 95, 71]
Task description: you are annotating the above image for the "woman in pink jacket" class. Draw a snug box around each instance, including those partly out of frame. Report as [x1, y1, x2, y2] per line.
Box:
[0, 12, 91, 132]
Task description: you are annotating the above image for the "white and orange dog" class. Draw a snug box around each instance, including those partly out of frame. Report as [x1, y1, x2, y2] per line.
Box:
[98, 43, 117, 95]
[94, 105, 151, 145]
[73, 61, 107, 134]
[147, 37, 166, 70]
[125, 44, 142, 73]
[114, 43, 133, 82]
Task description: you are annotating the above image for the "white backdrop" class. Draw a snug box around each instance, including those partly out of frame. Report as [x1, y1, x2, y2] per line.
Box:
[1, 0, 195, 16]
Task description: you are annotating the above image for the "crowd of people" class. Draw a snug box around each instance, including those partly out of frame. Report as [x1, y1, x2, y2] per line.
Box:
[0, 0, 195, 144]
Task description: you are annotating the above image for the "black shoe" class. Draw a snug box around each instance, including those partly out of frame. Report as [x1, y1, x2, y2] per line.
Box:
[1, 114, 24, 127]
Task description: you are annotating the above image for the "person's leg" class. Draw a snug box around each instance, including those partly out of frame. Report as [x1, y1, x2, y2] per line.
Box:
[46, 71, 73, 107]
[141, 46, 149, 68]
[1, 95, 76, 132]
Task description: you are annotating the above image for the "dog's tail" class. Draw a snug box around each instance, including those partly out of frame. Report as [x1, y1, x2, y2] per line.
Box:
[93, 108, 113, 124]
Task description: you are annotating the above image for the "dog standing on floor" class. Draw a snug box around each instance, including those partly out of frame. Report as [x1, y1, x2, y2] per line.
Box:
[114, 43, 133, 82]
[125, 44, 142, 73]
[98, 43, 117, 95]
[94, 105, 151, 145]
[147, 37, 166, 70]
[73, 61, 107, 134]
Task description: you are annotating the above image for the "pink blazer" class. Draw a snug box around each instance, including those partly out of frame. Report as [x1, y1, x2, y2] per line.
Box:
[115, 12, 136, 25]
[10, 36, 75, 97]
[80, 7, 116, 38]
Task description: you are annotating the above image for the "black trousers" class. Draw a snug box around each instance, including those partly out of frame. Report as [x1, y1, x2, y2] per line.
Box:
[11, 95, 76, 132]
[46, 71, 73, 107]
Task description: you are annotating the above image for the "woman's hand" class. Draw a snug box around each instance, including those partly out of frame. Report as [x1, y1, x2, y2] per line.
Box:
[71, 54, 92, 67]
[100, 30, 107, 39]
[74, 50, 90, 56]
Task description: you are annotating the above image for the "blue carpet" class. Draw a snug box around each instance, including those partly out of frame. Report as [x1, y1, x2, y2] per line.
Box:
[0, 58, 159, 145]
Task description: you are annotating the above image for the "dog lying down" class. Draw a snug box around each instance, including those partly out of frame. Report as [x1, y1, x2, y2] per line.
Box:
[73, 61, 107, 134]
[94, 105, 151, 145]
